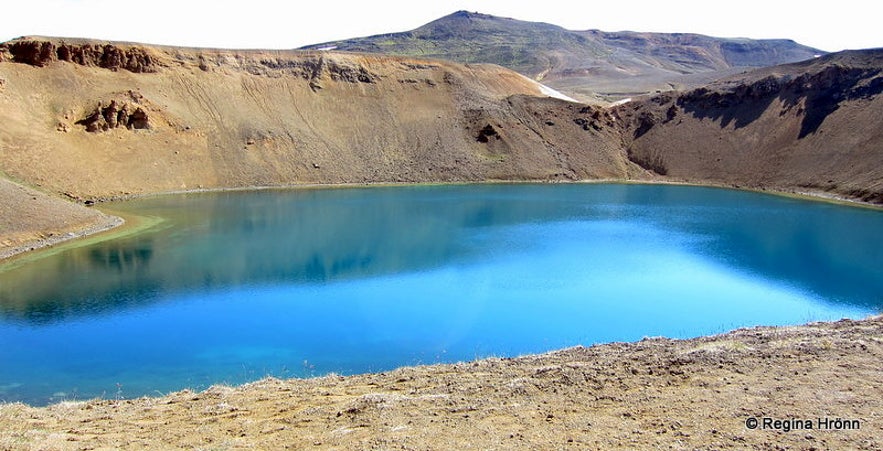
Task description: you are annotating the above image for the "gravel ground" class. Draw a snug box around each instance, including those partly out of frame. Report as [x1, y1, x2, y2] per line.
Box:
[1, 316, 880, 450]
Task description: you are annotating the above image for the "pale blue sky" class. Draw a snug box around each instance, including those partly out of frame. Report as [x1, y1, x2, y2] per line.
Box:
[2, 0, 878, 52]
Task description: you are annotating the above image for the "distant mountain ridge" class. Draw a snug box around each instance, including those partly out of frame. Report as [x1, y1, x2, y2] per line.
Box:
[302, 11, 824, 102]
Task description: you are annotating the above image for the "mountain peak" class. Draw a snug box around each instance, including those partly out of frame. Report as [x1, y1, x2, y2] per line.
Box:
[300, 12, 824, 102]
[447, 10, 481, 18]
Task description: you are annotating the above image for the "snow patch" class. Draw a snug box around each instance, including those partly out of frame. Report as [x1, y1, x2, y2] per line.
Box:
[538, 84, 579, 102]
[608, 98, 632, 107]
[519, 74, 579, 102]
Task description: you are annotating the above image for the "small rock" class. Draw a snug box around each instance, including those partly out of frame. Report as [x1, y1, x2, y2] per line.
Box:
[103, 100, 121, 128]
[476, 124, 499, 143]
[128, 108, 150, 129]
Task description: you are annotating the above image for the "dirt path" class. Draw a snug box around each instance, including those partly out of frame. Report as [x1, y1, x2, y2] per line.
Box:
[1, 316, 880, 450]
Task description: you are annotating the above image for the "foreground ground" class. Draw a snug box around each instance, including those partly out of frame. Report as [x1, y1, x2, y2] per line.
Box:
[1, 316, 880, 450]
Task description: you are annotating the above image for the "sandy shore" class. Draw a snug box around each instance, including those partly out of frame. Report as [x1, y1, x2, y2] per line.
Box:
[1, 316, 880, 450]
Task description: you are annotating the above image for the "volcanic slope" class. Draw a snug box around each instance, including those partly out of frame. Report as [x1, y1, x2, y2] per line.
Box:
[0, 37, 637, 199]
[301, 10, 824, 102]
[614, 49, 883, 204]
[0, 37, 641, 256]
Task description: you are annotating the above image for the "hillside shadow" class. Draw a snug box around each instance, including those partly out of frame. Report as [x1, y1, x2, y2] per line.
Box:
[677, 81, 781, 130]
[780, 68, 883, 138]
[677, 68, 882, 137]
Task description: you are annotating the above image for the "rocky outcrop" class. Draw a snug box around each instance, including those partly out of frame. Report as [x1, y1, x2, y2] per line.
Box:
[193, 51, 380, 89]
[677, 66, 882, 138]
[304, 54, 378, 91]
[570, 106, 615, 133]
[75, 92, 152, 133]
[475, 124, 500, 143]
[0, 37, 389, 87]
[614, 52, 883, 142]
[1, 39, 157, 73]
[614, 50, 883, 203]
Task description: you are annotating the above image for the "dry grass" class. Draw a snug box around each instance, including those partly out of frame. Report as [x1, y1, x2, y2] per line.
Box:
[1, 316, 881, 450]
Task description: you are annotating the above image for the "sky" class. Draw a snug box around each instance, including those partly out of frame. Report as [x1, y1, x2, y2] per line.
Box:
[2, 0, 879, 53]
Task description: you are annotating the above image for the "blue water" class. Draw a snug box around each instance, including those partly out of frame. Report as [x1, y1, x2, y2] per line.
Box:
[0, 183, 880, 405]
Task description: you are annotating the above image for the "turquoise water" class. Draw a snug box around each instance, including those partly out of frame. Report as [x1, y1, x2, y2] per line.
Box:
[0, 183, 880, 405]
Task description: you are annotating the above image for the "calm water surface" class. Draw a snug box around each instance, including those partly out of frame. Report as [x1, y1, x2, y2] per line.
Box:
[1, 184, 881, 405]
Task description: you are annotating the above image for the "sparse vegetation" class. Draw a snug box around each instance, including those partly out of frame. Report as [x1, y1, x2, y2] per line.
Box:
[0, 317, 880, 449]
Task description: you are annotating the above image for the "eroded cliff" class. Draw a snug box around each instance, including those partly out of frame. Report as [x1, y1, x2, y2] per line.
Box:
[1, 38, 158, 72]
[615, 50, 883, 203]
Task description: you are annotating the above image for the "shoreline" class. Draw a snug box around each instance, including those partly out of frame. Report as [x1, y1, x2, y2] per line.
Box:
[1, 178, 879, 266]
[0, 208, 162, 271]
[87, 178, 883, 209]
[0, 214, 124, 262]
[2, 314, 880, 449]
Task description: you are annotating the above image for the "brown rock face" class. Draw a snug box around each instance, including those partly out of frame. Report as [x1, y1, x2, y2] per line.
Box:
[2, 39, 156, 72]
[675, 66, 882, 138]
[615, 50, 883, 203]
[76, 97, 151, 133]
[4, 40, 55, 66]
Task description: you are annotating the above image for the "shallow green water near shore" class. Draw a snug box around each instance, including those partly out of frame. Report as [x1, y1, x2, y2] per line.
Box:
[1, 183, 880, 405]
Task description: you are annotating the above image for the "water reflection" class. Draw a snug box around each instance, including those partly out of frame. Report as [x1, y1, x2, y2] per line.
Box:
[0, 184, 880, 325]
[88, 242, 154, 272]
[0, 186, 571, 323]
[612, 186, 882, 310]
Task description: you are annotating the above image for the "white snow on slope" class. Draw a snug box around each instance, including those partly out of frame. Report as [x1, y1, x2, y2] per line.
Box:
[538, 83, 579, 102]
[608, 98, 632, 107]
[519, 74, 579, 102]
